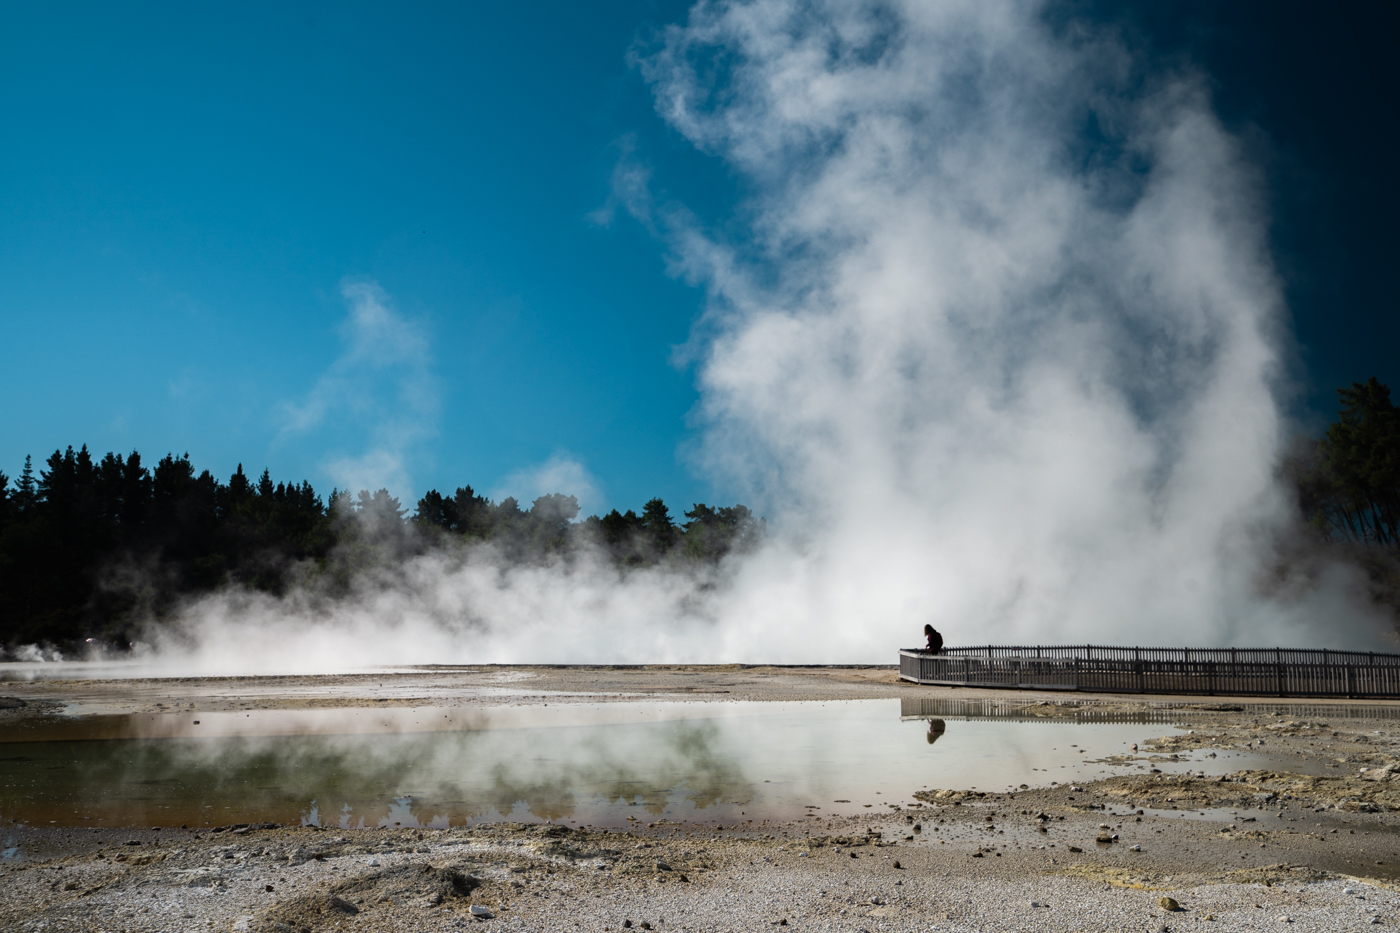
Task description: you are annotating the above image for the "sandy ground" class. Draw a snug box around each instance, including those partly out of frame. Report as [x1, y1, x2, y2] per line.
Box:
[6, 666, 1400, 932]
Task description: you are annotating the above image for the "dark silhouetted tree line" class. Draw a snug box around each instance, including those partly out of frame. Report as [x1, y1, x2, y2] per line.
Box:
[1289, 378, 1400, 547]
[1284, 377, 1400, 622]
[0, 447, 761, 652]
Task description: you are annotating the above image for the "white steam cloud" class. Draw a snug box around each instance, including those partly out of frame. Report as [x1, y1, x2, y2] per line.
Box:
[279, 279, 437, 498]
[494, 453, 602, 518]
[116, 0, 1389, 674]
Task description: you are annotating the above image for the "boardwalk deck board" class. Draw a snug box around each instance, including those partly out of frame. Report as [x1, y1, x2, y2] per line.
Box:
[898, 646, 1400, 698]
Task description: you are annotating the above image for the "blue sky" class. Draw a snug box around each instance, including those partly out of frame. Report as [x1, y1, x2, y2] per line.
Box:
[1, 0, 1395, 517]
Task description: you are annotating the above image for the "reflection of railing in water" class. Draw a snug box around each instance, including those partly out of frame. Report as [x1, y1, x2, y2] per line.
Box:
[899, 646, 1400, 699]
[899, 697, 1192, 724]
[897, 696, 1400, 722]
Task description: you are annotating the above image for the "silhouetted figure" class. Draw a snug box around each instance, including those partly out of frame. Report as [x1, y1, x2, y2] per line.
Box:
[924, 623, 943, 654]
[926, 719, 946, 745]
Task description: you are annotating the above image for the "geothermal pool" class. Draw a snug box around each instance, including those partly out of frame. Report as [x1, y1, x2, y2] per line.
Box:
[0, 699, 1298, 830]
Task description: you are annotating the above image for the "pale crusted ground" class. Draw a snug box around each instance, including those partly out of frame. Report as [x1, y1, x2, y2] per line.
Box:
[6, 667, 1400, 932]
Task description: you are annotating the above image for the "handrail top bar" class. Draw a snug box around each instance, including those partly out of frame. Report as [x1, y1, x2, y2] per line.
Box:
[898, 644, 1400, 661]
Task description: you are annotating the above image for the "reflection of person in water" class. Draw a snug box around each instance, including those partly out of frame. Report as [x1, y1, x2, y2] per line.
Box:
[926, 719, 946, 745]
[924, 623, 944, 654]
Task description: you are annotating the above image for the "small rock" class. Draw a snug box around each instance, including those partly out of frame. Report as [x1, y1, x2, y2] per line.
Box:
[1096, 833, 1114, 843]
[623, 922, 632, 929]
[1068, 846, 1083, 853]
[655, 861, 672, 872]
[264, 884, 274, 892]
[1344, 888, 1356, 894]
[640, 923, 653, 930]
[1029, 901, 1041, 908]
[469, 905, 493, 918]
[1130, 844, 1142, 852]
[892, 861, 901, 869]
[1277, 916, 1291, 923]
[1159, 897, 1181, 912]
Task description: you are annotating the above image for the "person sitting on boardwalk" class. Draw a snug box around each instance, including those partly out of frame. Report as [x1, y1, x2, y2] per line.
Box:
[924, 623, 943, 654]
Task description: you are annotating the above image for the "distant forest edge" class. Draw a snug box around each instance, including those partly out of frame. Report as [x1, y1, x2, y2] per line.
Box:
[0, 445, 762, 649]
[2, 378, 1399, 654]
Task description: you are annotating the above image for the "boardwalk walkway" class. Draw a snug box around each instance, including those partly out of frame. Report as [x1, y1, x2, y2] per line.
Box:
[899, 645, 1400, 698]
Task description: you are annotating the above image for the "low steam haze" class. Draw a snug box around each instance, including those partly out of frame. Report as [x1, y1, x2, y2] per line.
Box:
[6, 0, 1394, 674]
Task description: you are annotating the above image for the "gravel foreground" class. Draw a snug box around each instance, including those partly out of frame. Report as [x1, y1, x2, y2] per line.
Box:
[6, 665, 1400, 932]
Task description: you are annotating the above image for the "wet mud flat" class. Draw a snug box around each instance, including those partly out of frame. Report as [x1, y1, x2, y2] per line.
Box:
[8, 669, 1400, 930]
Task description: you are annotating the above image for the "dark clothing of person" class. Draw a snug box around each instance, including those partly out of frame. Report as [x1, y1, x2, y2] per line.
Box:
[925, 628, 943, 654]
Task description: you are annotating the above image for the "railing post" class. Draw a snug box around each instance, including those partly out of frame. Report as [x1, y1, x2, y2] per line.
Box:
[1073, 656, 1080, 691]
[1347, 664, 1355, 699]
[1276, 647, 1284, 698]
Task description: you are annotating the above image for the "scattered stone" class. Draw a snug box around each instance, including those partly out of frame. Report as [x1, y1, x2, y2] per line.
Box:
[1159, 897, 1181, 912]
[1068, 846, 1083, 853]
[470, 905, 493, 918]
[655, 861, 672, 872]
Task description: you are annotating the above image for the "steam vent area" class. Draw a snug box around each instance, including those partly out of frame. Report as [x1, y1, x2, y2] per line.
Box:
[7, 665, 1400, 933]
[900, 645, 1400, 698]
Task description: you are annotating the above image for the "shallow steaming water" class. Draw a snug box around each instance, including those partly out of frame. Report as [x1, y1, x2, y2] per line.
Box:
[0, 700, 1304, 830]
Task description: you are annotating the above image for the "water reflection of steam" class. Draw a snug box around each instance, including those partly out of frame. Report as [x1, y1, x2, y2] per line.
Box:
[50, 717, 755, 829]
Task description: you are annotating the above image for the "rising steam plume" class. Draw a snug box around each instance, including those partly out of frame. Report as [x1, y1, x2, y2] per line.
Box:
[117, 0, 1391, 673]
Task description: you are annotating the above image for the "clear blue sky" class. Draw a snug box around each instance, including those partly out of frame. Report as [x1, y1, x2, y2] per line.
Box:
[1, 1, 1395, 516]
